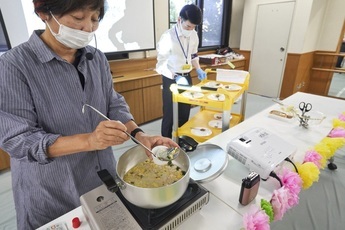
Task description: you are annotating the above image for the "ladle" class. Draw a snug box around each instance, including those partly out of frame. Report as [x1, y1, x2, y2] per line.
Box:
[82, 104, 180, 161]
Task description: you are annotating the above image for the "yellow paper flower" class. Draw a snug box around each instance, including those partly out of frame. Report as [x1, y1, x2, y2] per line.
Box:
[333, 118, 345, 129]
[314, 142, 333, 161]
[296, 162, 320, 189]
[320, 137, 345, 154]
[242, 112, 345, 227]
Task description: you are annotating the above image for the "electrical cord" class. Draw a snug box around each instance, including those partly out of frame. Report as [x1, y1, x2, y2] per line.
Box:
[268, 158, 298, 188]
[269, 171, 283, 187]
[285, 157, 299, 174]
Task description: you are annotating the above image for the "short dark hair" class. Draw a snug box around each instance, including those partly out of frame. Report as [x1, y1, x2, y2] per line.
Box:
[179, 4, 202, 25]
[33, 0, 105, 21]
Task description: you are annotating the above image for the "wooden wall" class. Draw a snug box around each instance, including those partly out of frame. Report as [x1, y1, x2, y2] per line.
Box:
[236, 49, 341, 99]
[237, 49, 251, 71]
[309, 52, 339, 96]
[0, 149, 10, 171]
[109, 57, 157, 77]
[280, 52, 314, 99]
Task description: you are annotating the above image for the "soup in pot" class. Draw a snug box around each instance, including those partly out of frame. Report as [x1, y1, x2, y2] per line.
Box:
[123, 160, 185, 188]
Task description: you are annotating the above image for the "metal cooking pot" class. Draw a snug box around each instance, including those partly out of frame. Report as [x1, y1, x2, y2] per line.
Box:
[99, 145, 190, 209]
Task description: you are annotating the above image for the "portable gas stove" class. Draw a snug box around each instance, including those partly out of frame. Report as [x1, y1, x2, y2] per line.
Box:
[80, 180, 209, 230]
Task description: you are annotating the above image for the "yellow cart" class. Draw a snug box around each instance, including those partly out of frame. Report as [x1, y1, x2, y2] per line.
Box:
[170, 69, 250, 143]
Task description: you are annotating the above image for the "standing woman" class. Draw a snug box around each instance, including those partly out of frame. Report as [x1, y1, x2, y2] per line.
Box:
[0, 0, 178, 229]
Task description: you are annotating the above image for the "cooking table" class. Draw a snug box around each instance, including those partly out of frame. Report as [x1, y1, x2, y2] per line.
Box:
[38, 92, 345, 230]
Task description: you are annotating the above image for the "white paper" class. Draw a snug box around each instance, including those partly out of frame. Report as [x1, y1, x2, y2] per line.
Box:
[216, 69, 248, 84]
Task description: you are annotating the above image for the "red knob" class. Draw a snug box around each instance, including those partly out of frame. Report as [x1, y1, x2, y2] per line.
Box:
[72, 217, 81, 228]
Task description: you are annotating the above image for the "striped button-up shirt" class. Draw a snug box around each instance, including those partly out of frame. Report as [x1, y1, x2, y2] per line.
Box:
[0, 30, 133, 229]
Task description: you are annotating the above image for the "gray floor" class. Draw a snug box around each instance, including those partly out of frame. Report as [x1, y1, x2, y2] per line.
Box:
[0, 93, 276, 229]
[328, 72, 345, 98]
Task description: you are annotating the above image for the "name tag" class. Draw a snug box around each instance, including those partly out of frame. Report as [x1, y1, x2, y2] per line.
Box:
[182, 64, 191, 70]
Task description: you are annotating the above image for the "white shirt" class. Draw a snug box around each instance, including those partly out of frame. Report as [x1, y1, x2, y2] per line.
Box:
[156, 24, 199, 79]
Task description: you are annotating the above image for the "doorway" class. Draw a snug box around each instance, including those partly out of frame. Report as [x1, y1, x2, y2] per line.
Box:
[248, 1, 295, 98]
[328, 21, 345, 99]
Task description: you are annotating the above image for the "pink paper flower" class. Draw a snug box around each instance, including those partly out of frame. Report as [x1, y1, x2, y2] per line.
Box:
[339, 113, 345, 121]
[328, 127, 345, 138]
[279, 169, 302, 208]
[243, 205, 270, 230]
[271, 187, 290, 221]
[303, 150, 323, 169]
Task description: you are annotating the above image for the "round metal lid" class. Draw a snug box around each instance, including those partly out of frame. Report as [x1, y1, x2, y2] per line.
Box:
[188, 144, 228, 182]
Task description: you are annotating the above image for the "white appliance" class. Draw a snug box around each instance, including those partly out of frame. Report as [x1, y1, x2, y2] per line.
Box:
[226, 127, 296, 179]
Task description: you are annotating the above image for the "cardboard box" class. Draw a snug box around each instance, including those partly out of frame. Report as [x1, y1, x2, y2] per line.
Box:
[199, 54, 227, 65]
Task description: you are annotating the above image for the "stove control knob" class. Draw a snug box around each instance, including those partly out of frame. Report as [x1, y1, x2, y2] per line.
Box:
[72, 217, 81, 228]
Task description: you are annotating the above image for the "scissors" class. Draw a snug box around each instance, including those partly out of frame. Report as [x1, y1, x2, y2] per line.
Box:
[299, 102, 312, 114]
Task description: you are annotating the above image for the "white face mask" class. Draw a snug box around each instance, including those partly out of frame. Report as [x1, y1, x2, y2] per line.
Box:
[180, 21, 193, 38]
[46, 14, 95, 49]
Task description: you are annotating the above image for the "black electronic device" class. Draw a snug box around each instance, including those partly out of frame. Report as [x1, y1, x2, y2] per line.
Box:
[178, 135, 198, 152]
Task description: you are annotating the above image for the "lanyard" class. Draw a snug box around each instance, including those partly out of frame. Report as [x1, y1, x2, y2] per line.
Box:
[175, 26, 189, 64]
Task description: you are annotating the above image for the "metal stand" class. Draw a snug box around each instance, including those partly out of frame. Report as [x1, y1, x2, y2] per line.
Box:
[327, 156, 337, 170]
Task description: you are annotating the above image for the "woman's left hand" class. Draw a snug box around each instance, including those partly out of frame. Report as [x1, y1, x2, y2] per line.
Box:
[135, 133, 180, 159]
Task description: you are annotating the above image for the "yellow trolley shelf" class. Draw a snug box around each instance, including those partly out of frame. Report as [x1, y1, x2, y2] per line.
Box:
[170, 69, 250, 143]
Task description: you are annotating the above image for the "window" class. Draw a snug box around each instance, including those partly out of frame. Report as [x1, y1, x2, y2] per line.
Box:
[169, 0, 231, 49]
[169, 0, 196, 28]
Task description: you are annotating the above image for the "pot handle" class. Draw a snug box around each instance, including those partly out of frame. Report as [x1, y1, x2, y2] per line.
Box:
[97, 169, 122, 193]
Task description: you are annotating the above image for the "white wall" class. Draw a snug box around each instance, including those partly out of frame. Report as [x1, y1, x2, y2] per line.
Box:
[1, 0, 343, 58]
[317, 0, 345, 51]
[286, 0, 312, 53]
[239, 0, 345, 53]
[240, 0, 302, 52]
[295, 0, 326, 53]
[229, 0, 245, 48]
[0, 0, 28, 47]
[130, 0, 169, 59]
[239, 0, 294, 51]
[153, 0, 169, 51]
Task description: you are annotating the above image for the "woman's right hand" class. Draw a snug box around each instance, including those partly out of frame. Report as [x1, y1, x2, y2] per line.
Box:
[88, 120, 130, 150]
